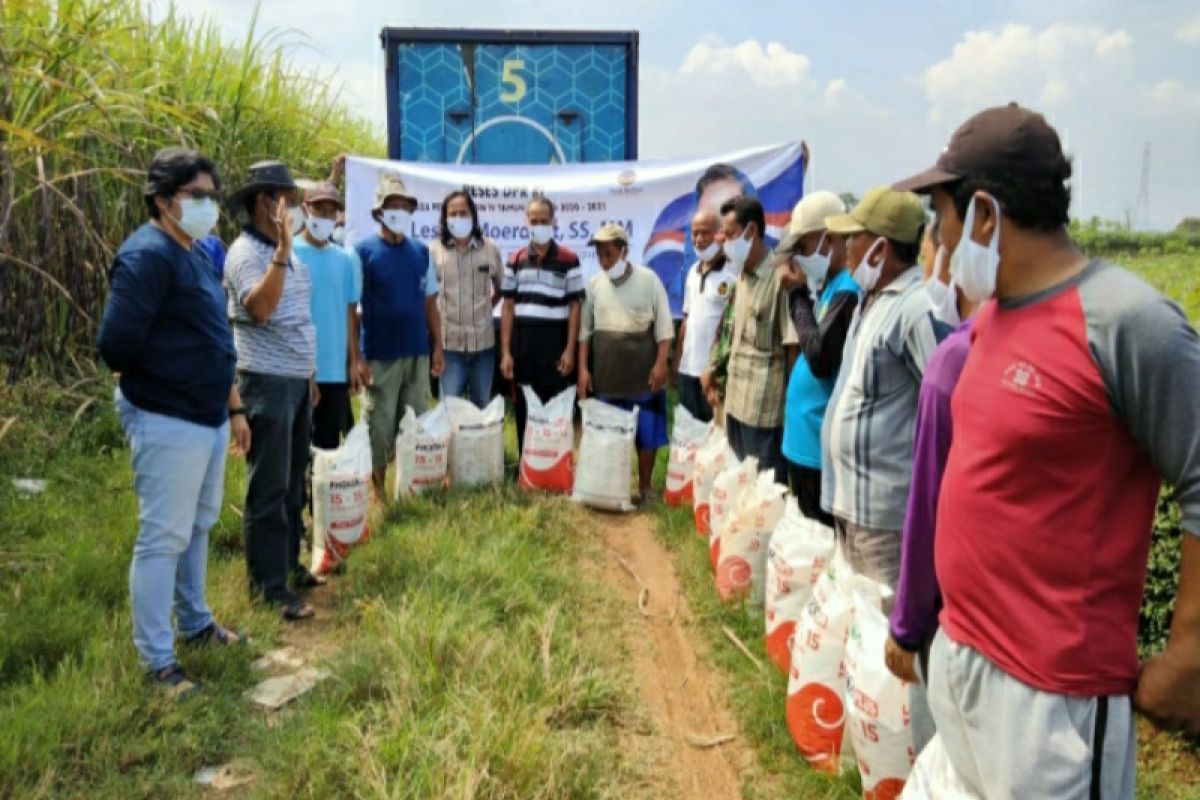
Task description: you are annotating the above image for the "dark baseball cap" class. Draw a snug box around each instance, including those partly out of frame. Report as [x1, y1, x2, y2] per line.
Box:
[894, 103, 1070, 193]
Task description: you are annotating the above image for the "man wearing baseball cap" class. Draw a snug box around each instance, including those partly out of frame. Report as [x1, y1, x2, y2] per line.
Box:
[294, 180, 366, 450]
[355, 171, 444, 498]
[892, 103, 1200, 796]
[578, 223, 675, 504]
[819, 185, 943, 588]
[775, 191, 860, 523]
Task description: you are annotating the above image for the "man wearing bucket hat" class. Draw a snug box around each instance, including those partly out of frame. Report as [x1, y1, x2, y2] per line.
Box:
[578, 223, 675, 504]
[818, 185, 942, 589]
[294, 180, 366, 450]
[889, 103, 1200, 797]
[224, 160, 319, 621]
[355, 171, 443, 498]
[774, 191, 860, 524]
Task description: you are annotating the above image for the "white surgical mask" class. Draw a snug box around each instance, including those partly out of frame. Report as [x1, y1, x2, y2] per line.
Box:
[447, 216, 473, 240]
[950, 195, 1002, 303]
[330, 225, 345, 245]
[530, 224, 554, 245]
[174, 197, 219, 241]
[791, 233, 831, 293]
[305, 216, 335, 242]
[925, 247, 960, 326]
[696, 241, 720, 262]
[852, 237, 887, 292]
[287, 206, 305, 236]
[722, 229, 752, 268]
[607, 258, 630, 281]
[381, 209, 412, 235]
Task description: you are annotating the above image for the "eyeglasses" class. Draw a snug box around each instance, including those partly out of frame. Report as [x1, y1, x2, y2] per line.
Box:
[177, 187, 222, 203]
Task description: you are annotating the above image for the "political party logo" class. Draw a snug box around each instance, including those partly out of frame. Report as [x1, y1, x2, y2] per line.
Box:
[617, 169, 637, 187]
[718, 281, 729, 297]
[1002, 360, 1043, 397]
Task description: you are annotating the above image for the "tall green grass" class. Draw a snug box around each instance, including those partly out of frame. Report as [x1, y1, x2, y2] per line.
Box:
[0, 0, 383, 380]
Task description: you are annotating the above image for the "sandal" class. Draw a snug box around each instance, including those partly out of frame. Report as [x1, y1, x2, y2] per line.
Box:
[149, 663, 200, 700]
[183, 622, 244, 648]
[282, 600, 315, 622]
[292, 566, 328, 589]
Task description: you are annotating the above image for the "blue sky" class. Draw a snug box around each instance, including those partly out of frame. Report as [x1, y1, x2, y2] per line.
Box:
[157, 0, 1200, 229]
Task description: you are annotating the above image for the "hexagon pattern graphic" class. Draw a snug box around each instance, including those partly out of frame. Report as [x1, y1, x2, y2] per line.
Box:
[397, 42, 629, 164]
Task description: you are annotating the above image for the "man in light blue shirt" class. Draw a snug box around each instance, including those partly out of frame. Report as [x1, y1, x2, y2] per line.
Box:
[294, 181, 364, 449]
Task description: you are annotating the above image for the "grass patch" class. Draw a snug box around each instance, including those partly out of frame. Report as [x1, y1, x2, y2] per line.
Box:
[0, 385, 646, 799]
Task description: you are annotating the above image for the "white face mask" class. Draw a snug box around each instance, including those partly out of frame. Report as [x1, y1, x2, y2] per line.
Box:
[305, 216, 335, 242]
[852, 237, 887, 292]
[606, 258, 630, 281]
[722, 228, 752, 268]
[173, 197, 219, 241]
[447, 216, 473, 240]
[381, 209, 412, 235]
[925, 246, 960, 325]
[696, 241, 720, 262]
[530, 224, 554, 246]
[330, 225, 345, 245]
[791, 233, 831, 293]
[950, 195, 1002, 303]
[287, 206, 305, 236]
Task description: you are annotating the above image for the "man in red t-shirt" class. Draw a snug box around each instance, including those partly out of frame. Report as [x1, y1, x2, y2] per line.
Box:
[894, 103, 1200, 798]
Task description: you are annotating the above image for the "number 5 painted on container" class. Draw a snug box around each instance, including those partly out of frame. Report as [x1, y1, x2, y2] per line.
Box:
[500, 59, 527, 103]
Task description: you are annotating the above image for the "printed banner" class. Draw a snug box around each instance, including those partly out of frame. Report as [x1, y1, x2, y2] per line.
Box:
[345, 142, 805, 316]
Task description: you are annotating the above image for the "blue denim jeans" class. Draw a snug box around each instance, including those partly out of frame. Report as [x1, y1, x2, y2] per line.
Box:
[440, 348, 495, 409]
[116, 391, 227, 671]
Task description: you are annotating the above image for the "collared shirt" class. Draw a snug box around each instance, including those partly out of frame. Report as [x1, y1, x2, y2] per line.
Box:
[820, 265, 944, 530]
[501, 240, 584, 324]
[679, 258, 737, 378]
[225, 225, 317, 378]
[431, 236, 502, 353]
[719, 250, 799, 428]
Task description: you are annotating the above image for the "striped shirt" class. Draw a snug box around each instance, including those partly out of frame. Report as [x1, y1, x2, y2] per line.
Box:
[820, 265, 944, 530]
[720, 252, 798, 428]
[501, 240, 584, 322]
[431, 237, 502, 353]
[225, 226, 316, 378]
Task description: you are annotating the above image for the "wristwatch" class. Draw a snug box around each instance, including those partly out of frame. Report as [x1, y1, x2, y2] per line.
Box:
[229, 407, 247, 417]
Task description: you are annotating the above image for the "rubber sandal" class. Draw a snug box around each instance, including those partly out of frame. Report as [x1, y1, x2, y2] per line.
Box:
[282, 600, 315, 622]
[292, 567, 328, 588]
[149, 664, 200, 700]
[183, 622, 243, 648]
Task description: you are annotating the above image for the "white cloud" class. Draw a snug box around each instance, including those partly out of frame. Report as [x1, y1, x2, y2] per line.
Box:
[1095, 30, 1132, 56]
[1178, 15, 1200, 43]
[679, 37, 813, 87]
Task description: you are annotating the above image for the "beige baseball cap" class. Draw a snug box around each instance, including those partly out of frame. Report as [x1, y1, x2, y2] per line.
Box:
[776, 191, 846, 253]
[588, 222, 629, 246]
[825, 185, 927, 244]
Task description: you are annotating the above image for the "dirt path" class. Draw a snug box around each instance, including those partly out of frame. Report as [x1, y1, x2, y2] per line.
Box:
[600, 511, 754, 800]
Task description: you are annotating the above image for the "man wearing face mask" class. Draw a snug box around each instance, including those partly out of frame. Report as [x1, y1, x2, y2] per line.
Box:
[701, 196, 798, 479]
[819, 186, 942, 589]
[98, 148, 249, 695]
[892, 103, 1200, 796]
[578, 224, 675, 504]
[356, 172, 444, 497]
[775, 191, 860, 524]
[224, 160, 319, 621]
[293, 181, 366, 450]
[671, 207, 733, 423]
[500, 196, 584, 459]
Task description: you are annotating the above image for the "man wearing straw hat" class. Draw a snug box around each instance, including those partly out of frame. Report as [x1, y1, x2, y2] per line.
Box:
[355, 171, 444, 498]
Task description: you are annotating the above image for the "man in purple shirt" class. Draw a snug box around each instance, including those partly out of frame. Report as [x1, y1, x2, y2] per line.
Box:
[884, 238, 977, 752]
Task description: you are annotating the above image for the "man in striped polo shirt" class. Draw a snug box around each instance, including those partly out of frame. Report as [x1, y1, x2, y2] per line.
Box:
[819, 186, 943, 589]
[499, 196, 585, 458]
[224, 161, 318, 622]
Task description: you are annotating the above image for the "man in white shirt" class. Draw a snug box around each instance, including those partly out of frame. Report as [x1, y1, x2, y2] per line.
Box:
[670, 208, 736, 422]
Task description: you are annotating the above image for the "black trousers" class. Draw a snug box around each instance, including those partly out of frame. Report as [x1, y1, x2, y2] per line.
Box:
[786, 460, 835, 527]
[239, 371, 310, 605]
[312, 382, 352, 450]
[512, 322, 573, 457]
[676, 374, 713, 423]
